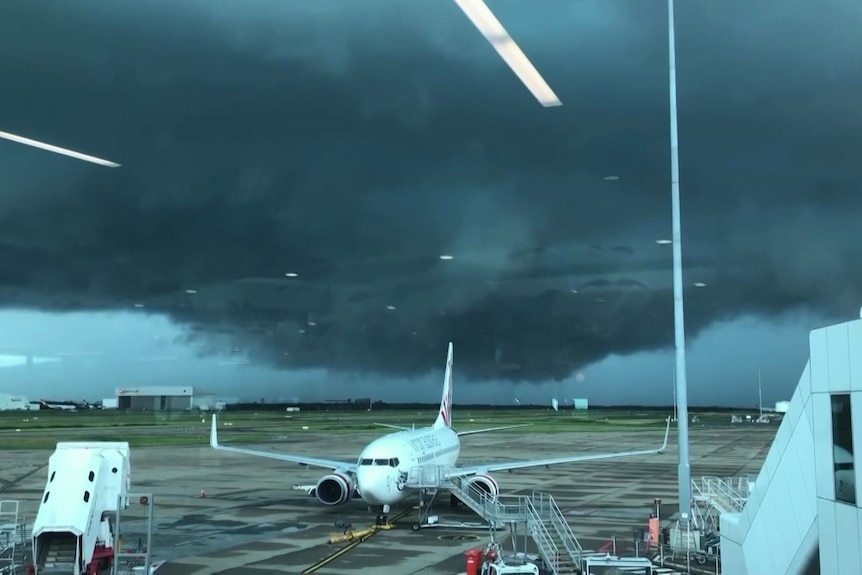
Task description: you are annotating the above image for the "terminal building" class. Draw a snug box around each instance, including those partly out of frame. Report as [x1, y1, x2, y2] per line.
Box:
[116, 386, 194, 411]
[719, 311, 862, 574]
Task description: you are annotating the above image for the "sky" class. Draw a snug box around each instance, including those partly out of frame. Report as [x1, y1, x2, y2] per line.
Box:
[0, 0, 860, 405]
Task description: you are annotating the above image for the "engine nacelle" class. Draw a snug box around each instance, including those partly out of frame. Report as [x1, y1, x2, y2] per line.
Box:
[464, 474, 500, 500]
[313, 472, 354, 506]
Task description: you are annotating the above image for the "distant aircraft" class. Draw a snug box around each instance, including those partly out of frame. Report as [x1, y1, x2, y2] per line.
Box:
[38, 400, 78, 411]
[37, 399, 92, 411]
[210, 342, 670, 518]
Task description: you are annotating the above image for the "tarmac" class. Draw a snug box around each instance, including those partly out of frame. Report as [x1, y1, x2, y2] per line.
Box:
[0, 422, 776, 575]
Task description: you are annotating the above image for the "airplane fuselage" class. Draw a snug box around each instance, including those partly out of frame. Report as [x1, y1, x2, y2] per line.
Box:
[355, 425, 460, 506]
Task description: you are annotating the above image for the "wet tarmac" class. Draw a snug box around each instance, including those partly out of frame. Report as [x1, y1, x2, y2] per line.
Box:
[0, 424, 775, 574]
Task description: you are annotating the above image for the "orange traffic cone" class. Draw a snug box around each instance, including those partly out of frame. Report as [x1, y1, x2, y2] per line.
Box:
[200, 488, 206, 498]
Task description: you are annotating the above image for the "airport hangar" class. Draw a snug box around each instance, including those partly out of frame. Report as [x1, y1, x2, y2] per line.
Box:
[115, 386, 211, 411]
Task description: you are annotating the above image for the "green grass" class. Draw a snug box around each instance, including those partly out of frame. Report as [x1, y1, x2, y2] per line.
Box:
[0, 408, 684, 449]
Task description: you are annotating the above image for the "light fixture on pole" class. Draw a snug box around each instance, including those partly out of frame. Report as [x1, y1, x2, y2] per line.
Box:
[666, 0, 693, 524]
[452, 0, 562, 107]
[0, 129, 120, 167]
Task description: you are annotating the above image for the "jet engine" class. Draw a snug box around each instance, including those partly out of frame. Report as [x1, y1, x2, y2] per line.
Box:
[464, 474, 500, 500]
[313, 472, 354, 506]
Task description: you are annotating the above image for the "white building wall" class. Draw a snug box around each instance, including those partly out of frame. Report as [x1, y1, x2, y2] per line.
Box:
[720, 362, 818, 574]
[721, 315, 862, 574]
[0, 393, 31, 411]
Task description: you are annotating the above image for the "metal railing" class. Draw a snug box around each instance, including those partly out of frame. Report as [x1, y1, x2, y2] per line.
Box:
[449, 474, 528, 523]
[692, 476, 748, 513]
[526, 499, 560, 573]
[531, 491, 584, 568]
[406, 466, 584, 574]
[449, 475, 581, 573]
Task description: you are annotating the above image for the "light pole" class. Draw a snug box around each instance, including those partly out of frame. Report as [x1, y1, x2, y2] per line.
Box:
[672, 367, 677, 422]
[667, 0, 693, 526]
[457, 0, 694, 529]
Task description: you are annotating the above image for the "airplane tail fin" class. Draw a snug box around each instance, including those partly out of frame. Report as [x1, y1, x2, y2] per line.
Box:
[433, 342, 454, 429]
[210, 414, 220, 448]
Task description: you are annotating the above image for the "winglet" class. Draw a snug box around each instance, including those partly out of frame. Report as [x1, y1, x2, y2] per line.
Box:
[658, 416, 671, 453]
[210, 414, 219, 448]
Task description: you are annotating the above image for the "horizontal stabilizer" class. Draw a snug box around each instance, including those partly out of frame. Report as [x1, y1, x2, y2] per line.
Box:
[372, 422, 413, 431]
[457, 423, 532, 436]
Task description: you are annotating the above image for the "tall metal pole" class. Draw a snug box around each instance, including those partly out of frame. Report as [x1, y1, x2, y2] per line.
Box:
[672, 367, 677, 422]
[758, 366, 763, 419]
[667, 0, 692, 523]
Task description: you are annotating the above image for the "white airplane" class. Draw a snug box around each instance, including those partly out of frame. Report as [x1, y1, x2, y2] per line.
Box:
[210, 342, 670, 516]
[38, 399, 78, 412]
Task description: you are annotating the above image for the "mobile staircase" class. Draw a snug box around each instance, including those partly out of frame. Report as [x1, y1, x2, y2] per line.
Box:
[32, 442, 131, 575]
[692, 476, 750, 517]
[406, 466, 584, 574]
[665, 475, 753, 560]
[1, 500, 23, 574]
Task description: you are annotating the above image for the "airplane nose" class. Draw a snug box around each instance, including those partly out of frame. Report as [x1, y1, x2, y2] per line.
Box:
[357, 468, 399, 505]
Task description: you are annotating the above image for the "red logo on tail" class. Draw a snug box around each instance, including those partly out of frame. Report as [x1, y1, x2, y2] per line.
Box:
[440, 365, 452, 425]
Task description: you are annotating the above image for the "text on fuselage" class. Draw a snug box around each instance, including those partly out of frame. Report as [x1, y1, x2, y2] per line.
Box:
[409, 434, 442, 453]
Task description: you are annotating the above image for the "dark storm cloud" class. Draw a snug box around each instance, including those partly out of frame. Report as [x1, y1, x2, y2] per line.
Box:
[0, 0, 861, 384]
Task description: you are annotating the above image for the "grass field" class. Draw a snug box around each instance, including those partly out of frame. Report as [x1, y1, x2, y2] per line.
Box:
[0, 407, 738, 450]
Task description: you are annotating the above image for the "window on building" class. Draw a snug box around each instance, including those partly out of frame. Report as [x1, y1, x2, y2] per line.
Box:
[831, 394, 855, 505]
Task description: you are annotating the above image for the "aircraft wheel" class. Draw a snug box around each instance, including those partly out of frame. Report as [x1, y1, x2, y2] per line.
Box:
[412, 523, 421, 532]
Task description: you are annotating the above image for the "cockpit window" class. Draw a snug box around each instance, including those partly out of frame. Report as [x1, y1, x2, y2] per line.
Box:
[358, 458, 400, 467]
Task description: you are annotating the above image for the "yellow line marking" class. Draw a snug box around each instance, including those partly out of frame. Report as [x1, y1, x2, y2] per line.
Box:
[301, 507, 414, 574]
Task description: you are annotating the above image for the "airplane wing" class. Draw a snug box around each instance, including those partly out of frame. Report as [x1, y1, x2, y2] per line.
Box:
[209, 415, 357, 472]
[447, 417, 671, 478]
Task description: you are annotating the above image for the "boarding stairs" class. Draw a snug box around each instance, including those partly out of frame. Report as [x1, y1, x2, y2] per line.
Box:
[36, 533, 78, 573]
[672, 475, 753, 557]
[692, 476, 750, 515]
[406, 466, 584, 574]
